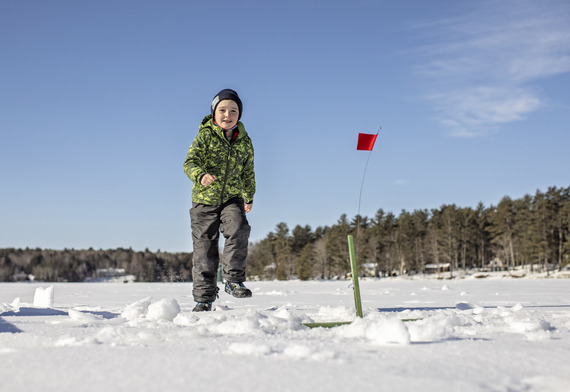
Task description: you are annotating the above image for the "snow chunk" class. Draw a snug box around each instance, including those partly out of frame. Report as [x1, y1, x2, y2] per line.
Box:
[0, 298, 20, 314]
[147, 298, 180, 322]
[121, 297, 152, 320]
[406, 310, 474, 343]
[316, 305, 353, 321]
[214, 313, 260, 334]
[11, 298, 20, 310]
[365, 317, 411, 345]
[408, 316, 454, 342]
[173, 313, 197, 326]
[33, 286, 54, 308]
[68, 309, 103, 323]
[120, 297, 180, 322]
[337, 317, 411, 345]
[510, 319, 553, 334]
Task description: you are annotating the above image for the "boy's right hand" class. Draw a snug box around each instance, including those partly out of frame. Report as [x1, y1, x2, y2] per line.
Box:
[201, 174, 217, 186]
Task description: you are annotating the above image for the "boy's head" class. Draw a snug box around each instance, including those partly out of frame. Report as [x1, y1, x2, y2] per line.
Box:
[211, 89, 243, 121]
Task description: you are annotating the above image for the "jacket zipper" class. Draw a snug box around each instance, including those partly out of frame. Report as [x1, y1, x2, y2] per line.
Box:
[219, 139, 233, 205]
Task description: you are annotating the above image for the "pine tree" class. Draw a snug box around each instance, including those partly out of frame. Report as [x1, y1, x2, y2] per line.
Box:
[325, 214, 350, 278]
[488, 197, 517, 269]
[272, 223, 291, 280]
[295, 243, 315, 280]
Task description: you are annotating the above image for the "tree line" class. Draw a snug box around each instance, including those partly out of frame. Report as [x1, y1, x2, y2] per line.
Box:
[0, 247, 192, 282]
[1, 186, 568, 282]
[246, 186, 570, 280]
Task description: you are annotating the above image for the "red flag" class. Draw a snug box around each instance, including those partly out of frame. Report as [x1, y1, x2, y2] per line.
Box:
[356, 133, 378, 151]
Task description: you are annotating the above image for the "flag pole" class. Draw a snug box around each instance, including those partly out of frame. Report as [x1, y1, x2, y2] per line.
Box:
[303, 127, 382, 326]
[351, 126, 380, 318]
[356, 127, 381, 238]
[348, 234, 363, 317]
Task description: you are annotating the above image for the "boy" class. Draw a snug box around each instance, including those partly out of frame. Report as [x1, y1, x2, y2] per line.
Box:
[184, 89, 256, 312]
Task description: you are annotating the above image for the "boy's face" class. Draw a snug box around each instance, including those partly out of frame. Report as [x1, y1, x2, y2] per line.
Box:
[214, 100, 239, 130]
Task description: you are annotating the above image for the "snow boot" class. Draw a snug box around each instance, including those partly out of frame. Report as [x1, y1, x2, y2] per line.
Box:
[224, 281, 252, 298]
[192, 302, 213, 312]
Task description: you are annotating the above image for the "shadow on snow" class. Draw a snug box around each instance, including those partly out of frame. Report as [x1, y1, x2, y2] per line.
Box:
[0, 316, 23, 333]
[0, 307, 120, 319]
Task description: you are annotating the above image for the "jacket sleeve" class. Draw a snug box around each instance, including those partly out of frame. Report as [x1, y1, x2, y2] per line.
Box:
[241, 138, 256, 204]
[183, 129, 209, 184]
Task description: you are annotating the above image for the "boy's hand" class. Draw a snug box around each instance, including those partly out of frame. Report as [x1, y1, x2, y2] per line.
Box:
[244, 203, 253, 213]
[201, 174, 217, 186]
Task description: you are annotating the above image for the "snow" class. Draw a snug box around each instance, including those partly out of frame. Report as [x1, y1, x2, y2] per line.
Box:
[32, 285, 54, 308]
[1, 279, 570, 392]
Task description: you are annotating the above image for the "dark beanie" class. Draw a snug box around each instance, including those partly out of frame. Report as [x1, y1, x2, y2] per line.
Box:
[211, 89, 243, 120]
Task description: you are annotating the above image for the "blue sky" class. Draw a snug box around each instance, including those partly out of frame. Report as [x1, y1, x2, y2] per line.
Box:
[1, 0, 569, 252]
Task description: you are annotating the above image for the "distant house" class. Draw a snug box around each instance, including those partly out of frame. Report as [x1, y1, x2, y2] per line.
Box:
[85, 268, 135, 283]
[487, 258, 504, 271]
[361, 263, 378, 277]
[13, 272, 32, 282]
[424, 263, 451, 274]
[96, 268, 126, 278]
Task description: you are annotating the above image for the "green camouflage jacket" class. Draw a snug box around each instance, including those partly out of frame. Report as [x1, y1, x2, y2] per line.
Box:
[184, 115, 255, 206]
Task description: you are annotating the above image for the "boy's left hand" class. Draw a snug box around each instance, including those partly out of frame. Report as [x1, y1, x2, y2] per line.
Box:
[244, 203, 253, 213]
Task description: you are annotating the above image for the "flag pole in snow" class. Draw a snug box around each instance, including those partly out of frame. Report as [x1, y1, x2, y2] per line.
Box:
[352, 127, 380, 317]
[304, 128, 381, 327]
[348, 234, 363, 318]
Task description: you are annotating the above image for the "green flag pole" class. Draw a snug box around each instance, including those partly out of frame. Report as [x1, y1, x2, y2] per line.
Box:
[348, 234, 363, 318]
[304, 233, 427, 329]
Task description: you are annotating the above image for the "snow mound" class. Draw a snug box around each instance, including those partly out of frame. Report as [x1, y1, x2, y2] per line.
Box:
[147, 298, 180, 321]
[213, 313, 260, 334]
[121, 296, 153, 320]
[68, 309, 103, 323]
[120, 297, 180, 322]
[364, 317, 411, 345]
[0, 298, 20, 314]
[334, 315, 411, 345]
[315, 305, 353, 321]
[407, 313, 458, 342]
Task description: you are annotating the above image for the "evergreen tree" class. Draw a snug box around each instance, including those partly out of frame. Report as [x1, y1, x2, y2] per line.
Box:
[325, 214, 351, 278]
[295, 243, 315, 280]
[474, 202, 491, 269]
[272, 222, 291, 280]
[488, 197, 517, 269]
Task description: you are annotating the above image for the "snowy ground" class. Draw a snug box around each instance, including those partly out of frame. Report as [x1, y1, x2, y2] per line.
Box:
[1, 278, 570, 392]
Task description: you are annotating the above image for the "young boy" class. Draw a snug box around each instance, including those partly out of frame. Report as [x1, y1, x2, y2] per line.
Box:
[184, 89, 256, 312]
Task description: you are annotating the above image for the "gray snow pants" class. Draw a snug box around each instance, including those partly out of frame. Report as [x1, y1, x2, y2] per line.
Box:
[189, 198, 251, 303]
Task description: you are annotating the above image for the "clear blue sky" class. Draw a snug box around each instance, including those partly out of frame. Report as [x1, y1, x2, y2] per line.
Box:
[1, 0, 569, 252]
